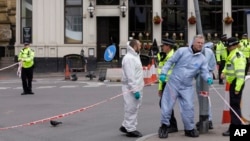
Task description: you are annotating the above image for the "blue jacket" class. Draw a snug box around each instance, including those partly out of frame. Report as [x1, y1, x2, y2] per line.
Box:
[161, 45, 211, 88]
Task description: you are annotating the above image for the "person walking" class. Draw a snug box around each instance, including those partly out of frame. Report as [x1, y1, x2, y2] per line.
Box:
[18, 42, 35, 95]
[215, 34, 228, 84]
[221, 37, 246, 136]
[157, 38, 178, 133]
[158, 34, 213, 138]
[195, 42, 217, 130]
[119, 39, 144, 137]
[239, 33, 250, 75]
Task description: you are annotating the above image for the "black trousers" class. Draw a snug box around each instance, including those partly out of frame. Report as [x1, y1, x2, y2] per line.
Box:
[21, 67, 34, 93]
[218, 60, 226, 83]
[159, 83, 178, 128]
[229, 79, 244, 125]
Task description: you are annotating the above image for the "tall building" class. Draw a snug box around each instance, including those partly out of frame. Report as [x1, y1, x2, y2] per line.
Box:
[7, 0, 250, 72]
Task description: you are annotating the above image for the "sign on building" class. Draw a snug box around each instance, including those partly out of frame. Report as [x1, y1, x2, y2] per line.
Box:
[23, 27, 32, 43]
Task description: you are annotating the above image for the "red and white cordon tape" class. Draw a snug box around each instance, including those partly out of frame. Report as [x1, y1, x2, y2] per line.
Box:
[0, 62, 19, 71]
[0, 93, 123, 131]
[0, 76, 156, 131]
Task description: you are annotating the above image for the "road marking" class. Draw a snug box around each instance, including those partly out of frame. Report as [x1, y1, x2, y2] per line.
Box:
[60, 85, 78, 88]
[0, 87, 10, 90]
[36, 86, 57, 89]
[13, 87, 22, 89]
[106, 84, 121, 87]
[83, 82, 104, 87]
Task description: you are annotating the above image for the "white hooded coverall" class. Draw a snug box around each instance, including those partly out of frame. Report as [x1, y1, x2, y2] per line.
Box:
[121, 42, 144, 132]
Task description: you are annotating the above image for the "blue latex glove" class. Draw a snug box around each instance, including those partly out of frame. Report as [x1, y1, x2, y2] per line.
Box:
[134, 92, 140, 100]
[207, 78, 213, 85]
[159, 74, 167, 82]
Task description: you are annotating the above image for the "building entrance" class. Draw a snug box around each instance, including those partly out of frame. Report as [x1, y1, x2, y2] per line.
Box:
[96, 17, 120, 62]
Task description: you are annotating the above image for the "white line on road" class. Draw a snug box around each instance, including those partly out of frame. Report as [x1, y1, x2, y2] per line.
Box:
[13, 87, 22, 89]
[60, 85, 79, 88]
[0, 87, 10, 90]
[106, 84, 121, 87]
[36, 86, 57, 89]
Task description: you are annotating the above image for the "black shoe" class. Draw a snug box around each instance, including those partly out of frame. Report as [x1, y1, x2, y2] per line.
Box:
[27, 91, 34, 95]
[222, 130, 230, 136]
[21, 92, 28, 95]
[196, 121, 213, 130]
[185, 129, 199, 137]
[119, 126, 127, 133]
[126, 130, 142, 137]
[219, 82, 224, 85]
[158, 124, 168, 138]
[168, 126, 178, 133]
[196, 122, 199, 130]
[209, 121, 213, 129]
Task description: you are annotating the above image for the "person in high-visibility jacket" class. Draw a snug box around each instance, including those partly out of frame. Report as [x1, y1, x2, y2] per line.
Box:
[18, 42, 35, 95]
[220, 37, 246, 136]
[215, 34, 228, 84]
[157, 38, 177, 133]
[239, 33, 250, 75]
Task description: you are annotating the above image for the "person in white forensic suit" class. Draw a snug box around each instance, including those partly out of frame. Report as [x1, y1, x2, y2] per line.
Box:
[119, 39, 144, 138]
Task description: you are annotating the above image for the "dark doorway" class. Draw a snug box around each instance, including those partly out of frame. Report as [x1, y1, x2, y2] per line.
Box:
[97, 17, 120, 62]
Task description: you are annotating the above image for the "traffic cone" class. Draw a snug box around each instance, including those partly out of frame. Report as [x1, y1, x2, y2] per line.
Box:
[222, 82, 231, 124]
[65, 63, 70, 80]
[150, 58, 158, 83]
[143, 66, 151, 85]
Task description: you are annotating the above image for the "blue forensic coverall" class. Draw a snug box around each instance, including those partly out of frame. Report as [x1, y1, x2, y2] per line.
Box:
[160, 45, 211, 130]
[195, 42, 216, 121]
[121, 42, 144, 132]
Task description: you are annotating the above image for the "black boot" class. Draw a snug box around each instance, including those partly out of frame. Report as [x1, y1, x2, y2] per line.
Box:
[119, 126, 127, 133]
[158, 124, 168, 138]
[196, 121, 213, 130]
[126, 130, 142, 137]
[185, 129, 199, 137]
[168, 126, 178, 133]
[209, 121, 214, 129]
[222, 130, 230, 136]
[169, 110, 178, 133]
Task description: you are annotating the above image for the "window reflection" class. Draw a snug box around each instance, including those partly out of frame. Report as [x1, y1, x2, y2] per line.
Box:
[21, 0, 32, 43]
[199, 0, 222, 40]
[64, 0, 83, 44]
[96, 0, 119, 5]
[161, 0, 186, 46]
[232, 1, 250, 38]
[129, 0, 152, 42]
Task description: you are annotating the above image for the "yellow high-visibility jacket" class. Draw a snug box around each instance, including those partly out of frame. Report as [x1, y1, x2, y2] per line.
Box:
[222, 48, 246, 91]
[215, 41, 227, 62]
[157, 49, 174, 90]
[18, 47, 35, 68]
[239, 39, 250, 58]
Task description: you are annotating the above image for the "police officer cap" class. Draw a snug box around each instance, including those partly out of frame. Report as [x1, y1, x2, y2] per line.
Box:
[204, 42, 214, 49]
[220, 34, 227, 39]
[161, 38, 175, 47]
[226, 37, 239, 47]
[24, 42, 30, 45]
[242, 33, 247, 37]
